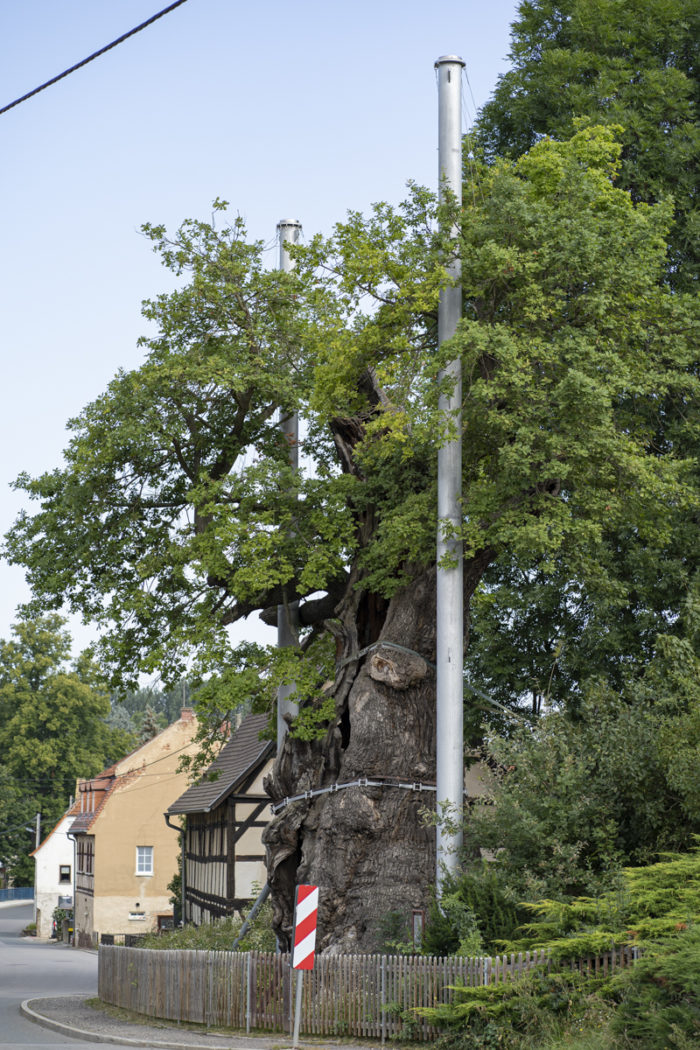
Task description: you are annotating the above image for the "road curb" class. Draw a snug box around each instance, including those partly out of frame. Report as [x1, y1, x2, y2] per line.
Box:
[20, 997, 266, 1050]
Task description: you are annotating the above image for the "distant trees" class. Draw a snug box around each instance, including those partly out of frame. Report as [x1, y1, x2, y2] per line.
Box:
[0, 612, 133, 883]
[106, 681, 190, 739]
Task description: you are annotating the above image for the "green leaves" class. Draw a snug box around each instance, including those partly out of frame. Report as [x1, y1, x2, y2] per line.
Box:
[3, 125, 697, 754]
[475, 0, 700, 290]
[0, 611, 134, 881]
[502, 843, 700, 959]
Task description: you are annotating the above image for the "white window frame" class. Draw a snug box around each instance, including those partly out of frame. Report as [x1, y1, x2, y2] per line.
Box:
[135, 846, 153, 876]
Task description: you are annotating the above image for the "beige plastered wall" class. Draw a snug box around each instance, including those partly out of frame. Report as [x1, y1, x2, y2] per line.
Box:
[464, 759, 493, 800]
[90, 715, 200, 936]
[77, 882, 94, 941]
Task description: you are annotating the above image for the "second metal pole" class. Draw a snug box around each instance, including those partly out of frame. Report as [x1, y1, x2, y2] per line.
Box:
[434, 55, 465, 893]
[276, 219, 303, 753]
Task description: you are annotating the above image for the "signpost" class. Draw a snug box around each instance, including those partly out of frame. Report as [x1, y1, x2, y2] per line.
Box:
[291, 884, 318, 1046]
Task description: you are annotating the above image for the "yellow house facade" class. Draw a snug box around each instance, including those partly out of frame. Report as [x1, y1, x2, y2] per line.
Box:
[72, 709, 200, 946]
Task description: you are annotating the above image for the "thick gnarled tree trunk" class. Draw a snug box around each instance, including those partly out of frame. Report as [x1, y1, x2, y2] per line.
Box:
[263, 549, 493, 953]
[264, 568, 436, 952]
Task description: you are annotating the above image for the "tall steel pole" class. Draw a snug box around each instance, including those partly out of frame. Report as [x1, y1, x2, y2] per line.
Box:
[435, 55, 465, 891]
[276, 219, 303, 753]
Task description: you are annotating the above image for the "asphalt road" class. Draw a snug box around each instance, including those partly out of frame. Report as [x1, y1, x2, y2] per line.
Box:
[0, 901, 122, 1049]
[1, 902, 375, 1050]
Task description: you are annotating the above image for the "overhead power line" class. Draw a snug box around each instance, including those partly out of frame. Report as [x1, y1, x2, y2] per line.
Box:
[0, 0, 191, 117]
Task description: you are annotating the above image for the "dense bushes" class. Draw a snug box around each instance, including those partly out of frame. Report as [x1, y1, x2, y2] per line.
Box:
[422, 865, 527, 956]
[420, 846, 700, 1049]
[140, 899, 275, 952]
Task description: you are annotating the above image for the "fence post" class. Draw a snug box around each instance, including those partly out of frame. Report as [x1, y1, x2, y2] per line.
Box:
[246, 953, 251, 1034]
[380, 955, 386, 1045]
[207, 952, 213, 1026]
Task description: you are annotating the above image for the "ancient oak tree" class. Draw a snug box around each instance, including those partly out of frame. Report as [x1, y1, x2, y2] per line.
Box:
[5, 132, 696, 949]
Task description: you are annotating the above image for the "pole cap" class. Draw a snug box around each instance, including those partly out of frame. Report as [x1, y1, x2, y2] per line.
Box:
[277, 219, 302, 230]
[434, 55, 465, 68]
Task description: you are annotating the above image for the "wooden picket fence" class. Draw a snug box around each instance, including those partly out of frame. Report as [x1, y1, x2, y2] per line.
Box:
[98, 944, 638, 1041]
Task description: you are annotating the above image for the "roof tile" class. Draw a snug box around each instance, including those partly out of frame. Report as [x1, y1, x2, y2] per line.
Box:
[167, 713, 273, 815]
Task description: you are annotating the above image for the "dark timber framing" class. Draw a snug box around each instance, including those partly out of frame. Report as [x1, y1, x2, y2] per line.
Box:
[167, 713, 274, 925]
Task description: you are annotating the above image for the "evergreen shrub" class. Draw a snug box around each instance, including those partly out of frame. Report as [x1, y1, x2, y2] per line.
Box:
[610, 926, 700, 1049]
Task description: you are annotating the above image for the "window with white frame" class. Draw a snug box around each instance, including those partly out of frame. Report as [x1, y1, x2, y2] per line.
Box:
[135, 846, 153, 876]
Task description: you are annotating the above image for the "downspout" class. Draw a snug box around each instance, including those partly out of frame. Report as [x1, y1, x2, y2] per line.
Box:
[163, 813, 186, 926]
[66, 829, 76, 946]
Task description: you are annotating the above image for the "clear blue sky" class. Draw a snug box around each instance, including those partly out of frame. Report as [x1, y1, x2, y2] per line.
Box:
[0, 0, 520, 654]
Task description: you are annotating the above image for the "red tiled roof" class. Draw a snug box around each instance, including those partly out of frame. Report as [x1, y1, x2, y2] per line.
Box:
[70, 711, 198, 834]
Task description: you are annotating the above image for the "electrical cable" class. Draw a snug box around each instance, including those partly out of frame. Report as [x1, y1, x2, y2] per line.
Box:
[0, 820, 36, 839]
[271, 769, 498, 815]
[462, 65, 480, 126]
[0, 0, 191, 117]
[337, 640, 436, 671]
[464, 680, 534, 723]
[77, 737, 197, 789]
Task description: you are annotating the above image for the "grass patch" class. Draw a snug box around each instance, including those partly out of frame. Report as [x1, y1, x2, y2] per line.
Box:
[84, 997, 393, 1048]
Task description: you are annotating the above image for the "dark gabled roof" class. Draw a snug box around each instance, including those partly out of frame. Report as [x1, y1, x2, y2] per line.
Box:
[167, 713, 274, 816]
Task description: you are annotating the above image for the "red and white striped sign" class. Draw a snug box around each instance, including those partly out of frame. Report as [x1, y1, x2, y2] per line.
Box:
[292, 884, 318, 970]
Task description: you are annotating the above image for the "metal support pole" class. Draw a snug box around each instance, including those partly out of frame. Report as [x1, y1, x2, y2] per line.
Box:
[276, 219, 303, 753]
[231, 882, 270, 949]
[434, 55, 465, 892]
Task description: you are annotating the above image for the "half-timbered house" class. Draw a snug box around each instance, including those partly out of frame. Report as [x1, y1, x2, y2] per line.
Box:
[166, 712, 274, 925]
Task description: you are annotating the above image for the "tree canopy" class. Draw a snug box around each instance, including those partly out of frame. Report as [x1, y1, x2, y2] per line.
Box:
[6, 128, 695, 699]
[464, 0, 700, 717]
[475, 0, 700, 290]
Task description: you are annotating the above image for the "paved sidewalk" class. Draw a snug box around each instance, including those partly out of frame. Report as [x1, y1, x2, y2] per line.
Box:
[22, 995, 382, 1050]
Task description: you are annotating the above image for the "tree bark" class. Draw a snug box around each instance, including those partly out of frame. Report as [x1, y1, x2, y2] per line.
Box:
[263, 548, 494, 953]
